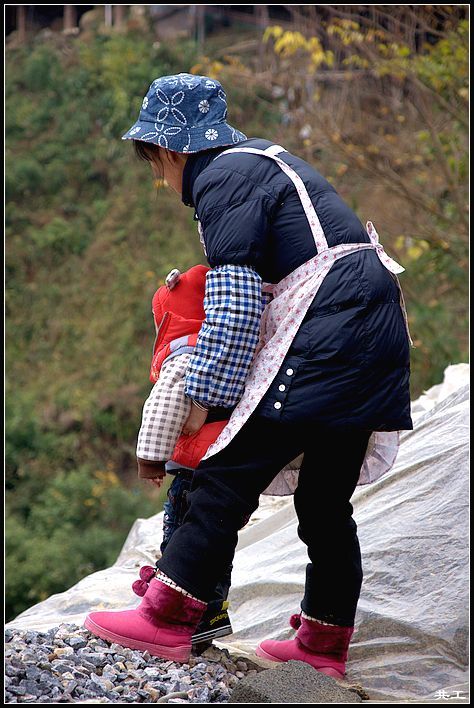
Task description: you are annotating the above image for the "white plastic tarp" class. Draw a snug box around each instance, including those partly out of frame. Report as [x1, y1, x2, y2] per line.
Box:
[7, 364, 470, 703]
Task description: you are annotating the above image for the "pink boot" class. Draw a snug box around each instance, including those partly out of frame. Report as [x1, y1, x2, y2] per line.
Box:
[84, 577, 207, 662]
[255, 613, 354, 680]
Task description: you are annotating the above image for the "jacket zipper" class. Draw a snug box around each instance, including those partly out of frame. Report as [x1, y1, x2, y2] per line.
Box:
[152, 311, 171, 356]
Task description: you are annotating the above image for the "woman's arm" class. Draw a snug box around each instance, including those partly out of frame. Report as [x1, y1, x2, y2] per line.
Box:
[184, 164, 276, 410]
[184, 264, 263, 408]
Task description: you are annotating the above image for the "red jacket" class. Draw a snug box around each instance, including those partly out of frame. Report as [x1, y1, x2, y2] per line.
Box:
[150, 265, 228, 469]
[150, 264, 208, 383]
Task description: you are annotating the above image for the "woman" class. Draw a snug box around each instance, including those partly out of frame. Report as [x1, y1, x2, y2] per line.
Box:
[85, 73, 413, 679]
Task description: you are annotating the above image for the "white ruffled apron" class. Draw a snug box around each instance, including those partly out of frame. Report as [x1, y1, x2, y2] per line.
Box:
[199, 145, 412, 488]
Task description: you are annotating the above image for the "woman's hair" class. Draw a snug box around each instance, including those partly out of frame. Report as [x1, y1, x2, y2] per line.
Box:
[133, 140, 164, 178]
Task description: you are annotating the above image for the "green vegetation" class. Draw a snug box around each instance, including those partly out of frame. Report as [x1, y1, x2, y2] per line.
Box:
[6, 14, 468, 621]
[5, 25, 276, 622]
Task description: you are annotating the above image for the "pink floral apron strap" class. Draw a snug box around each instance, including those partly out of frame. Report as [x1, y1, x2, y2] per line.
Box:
[215, 146, 329, 254]
[366, 221, 414, 347]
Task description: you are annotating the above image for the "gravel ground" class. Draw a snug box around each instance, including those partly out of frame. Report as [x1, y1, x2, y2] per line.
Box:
[4, 624, 263, 703]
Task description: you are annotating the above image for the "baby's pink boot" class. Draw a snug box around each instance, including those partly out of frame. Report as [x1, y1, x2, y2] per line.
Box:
[84, 576, 207, 662]
[256, 612, 354, 680]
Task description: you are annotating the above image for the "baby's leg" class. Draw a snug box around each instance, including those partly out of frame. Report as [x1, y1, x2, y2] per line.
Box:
[160, 472, 193, 555]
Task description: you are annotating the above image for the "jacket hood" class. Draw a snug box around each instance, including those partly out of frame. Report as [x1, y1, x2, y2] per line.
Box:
[151, 265, 209, 353]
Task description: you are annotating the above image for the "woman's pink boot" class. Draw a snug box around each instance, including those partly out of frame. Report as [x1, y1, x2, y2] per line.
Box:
[255, 613, 354, 680]
[84, 577, 207, 662]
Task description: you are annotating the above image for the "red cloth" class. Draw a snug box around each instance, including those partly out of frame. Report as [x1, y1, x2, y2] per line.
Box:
[150, 265, 228, 470]
[171, 420, 228, 469]
[150, 264, 209, 383]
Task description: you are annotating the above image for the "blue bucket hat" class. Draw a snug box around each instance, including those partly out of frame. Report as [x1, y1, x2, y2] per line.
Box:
[122, 73, 247, 153]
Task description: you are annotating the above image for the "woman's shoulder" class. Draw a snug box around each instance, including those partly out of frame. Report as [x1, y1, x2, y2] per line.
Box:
[193, 138, 289, 209]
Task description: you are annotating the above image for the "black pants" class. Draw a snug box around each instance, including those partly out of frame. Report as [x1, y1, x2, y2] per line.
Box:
[156, 412, 371, 627]
[160, 470, 233, 603]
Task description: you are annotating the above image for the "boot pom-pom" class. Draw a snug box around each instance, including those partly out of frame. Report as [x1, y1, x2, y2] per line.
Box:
[132, 579, 148, 596]
[289, 613, 302, 630]
[139, 565, 156, 582]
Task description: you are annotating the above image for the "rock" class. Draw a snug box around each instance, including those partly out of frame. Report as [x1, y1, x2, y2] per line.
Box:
[62, 679, 78, 694]
[51, 659, 76, 674]
[67, 636, 88, 650]
[188, 685, 210, 702]
[227, 675, 239, 688]
[74, 659, 97, 674]
[148, 680, 170, 693]
[5, 665, 24, 678]
[24, 666, 43, 681]
[53, 646, 74, 658]
[24, 631, 39, 644]
[143, 666, 163, 680]
[37, 661, 52, 671]
[54, 625, 75, 640]
[4, 624, 258, 704]
[109, 643, 125, 653]
[77, 651, 107, 666]
[61, 672, 75, 680]
[229, 660, 363, 703]
[142, 684, 161, 700]
[18, 680, 51, 698]
[7, 686, 27, 696]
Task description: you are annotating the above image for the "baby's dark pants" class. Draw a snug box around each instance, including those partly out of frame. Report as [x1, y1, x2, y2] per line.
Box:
[157, 411, 371, 627]
[160, 471, 233, 603]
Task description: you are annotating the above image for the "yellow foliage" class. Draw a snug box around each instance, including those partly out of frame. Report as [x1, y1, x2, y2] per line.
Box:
[407, 245, 424, 261]
[208, 61, 224, 77]
[343, 55, 370, 69]
[395, 236, 406, 250]
[265, 26, 333, 68]
[95, 469, 119, 486]
[328, 22, 364, 45]
[263, 26, 283, 43]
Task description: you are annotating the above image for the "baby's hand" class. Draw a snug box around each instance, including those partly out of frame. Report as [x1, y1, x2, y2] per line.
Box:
[182, 402, 209, 436]
[146, 476, 166, 491]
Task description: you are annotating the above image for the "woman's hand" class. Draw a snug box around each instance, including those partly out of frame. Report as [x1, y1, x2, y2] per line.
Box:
[182, 401, 209, 436]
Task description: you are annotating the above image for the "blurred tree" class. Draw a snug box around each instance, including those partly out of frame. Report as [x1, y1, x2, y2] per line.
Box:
[6, 466, 162, 620]
[196, 7, 468, 393]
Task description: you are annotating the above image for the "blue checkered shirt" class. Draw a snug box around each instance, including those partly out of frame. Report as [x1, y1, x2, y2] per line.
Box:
[184, 265, 267, 408]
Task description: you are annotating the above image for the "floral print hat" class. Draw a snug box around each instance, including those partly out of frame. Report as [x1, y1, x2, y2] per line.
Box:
[122, 72, 247, 153]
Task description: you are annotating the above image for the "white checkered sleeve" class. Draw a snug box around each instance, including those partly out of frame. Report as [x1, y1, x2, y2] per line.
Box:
[136, 353, 192, 461]
[184, 265, 263, 408]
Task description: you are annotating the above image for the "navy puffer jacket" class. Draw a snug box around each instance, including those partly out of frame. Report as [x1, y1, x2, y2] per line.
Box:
[182, 138, 413, 432]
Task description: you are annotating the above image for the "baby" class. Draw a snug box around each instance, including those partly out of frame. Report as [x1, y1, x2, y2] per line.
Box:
[136, 264, 213, 480]
[135, 264, 235, 647]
